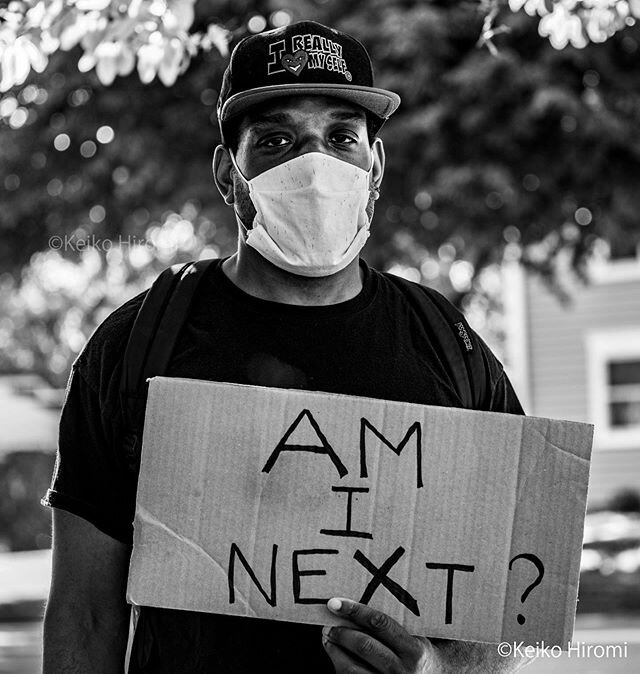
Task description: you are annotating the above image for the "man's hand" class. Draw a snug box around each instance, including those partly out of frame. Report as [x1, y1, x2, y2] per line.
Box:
[322, 598, 533, 674]
[322, 598, 439, 673]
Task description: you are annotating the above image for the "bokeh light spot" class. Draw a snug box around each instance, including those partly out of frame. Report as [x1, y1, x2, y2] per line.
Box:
[575, 207, 593, 226]
[46, 178, 63, 197]
[583, 70, 600, 88]
[4, 174, 20, 191]
[523, 174, 540, 191]
[96, 125, 115, 144]
[200, 88, 217, 106]
[485, 191, 504, 210]
[449, 260, 474, 293]
[0, 96, 18, 117]
[31, 152, 46, 169]
[414, 190, 432, 210]
[248, 15, 267, 33]
[438, 243, 456, 262]
[9, 108, 28, 129]
[112, 166, 130, 184]
[89, 205, 106, 223]
[54, 133, 71, 151]
[271, 10, 291, 27]
[420, 212, 439, 229]
[80, 140, 97, 158]
[561, 115, 577, 132]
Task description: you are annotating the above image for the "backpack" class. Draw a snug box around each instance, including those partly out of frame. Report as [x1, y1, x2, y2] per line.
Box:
[119, 258, 488, 473]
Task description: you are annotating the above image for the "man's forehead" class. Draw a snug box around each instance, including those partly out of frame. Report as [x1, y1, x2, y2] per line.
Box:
[241, 96, 367, 130]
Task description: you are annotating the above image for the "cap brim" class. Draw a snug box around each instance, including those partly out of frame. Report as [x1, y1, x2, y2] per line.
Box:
[219, 83, 401, 124]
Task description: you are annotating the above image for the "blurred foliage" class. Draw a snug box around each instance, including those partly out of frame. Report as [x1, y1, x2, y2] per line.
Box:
[2, 1, 639, 94]
[508, 0, 640, 49]
[0, 206, 218, 384]
[0, 0, 231, 92]
[1, 0, 640, 385]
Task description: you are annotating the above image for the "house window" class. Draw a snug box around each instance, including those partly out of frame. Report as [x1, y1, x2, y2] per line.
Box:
[587, 331, 640, 450]
[607, 360, 640, 428]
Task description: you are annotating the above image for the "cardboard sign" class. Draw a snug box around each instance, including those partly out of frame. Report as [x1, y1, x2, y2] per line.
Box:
[127, 377, 593, 646]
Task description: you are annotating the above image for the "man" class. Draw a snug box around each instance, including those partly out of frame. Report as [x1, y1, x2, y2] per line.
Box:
[42, 20, 529, 673]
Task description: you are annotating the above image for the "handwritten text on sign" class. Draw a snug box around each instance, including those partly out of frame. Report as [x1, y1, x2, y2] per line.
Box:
[127, 378, 592, 646]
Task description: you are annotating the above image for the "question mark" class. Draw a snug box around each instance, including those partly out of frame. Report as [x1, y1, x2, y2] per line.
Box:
[509, 553, 544, 625]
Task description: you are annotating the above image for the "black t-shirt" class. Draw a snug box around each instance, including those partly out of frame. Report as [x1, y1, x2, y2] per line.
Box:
[43, 259, 523, 673]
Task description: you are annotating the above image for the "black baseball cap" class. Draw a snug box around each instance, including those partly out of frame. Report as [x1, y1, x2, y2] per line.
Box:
[217, 20, 400, 139]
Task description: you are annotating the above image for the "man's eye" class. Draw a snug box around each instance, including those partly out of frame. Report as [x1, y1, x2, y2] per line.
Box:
[330, 132, 357, 146]
[261, 136, 290, 148]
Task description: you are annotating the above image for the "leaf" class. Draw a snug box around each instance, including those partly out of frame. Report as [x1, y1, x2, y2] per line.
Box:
[137, 43, 164, 84]
[80, 25, 109, 52]
[103, 16, 138, 44]
[206, 24, 230, 57]
[48, 9, 77, 43]
[75, 0, 112, 10]
[116, 43, 135, 76]
[12, 38, 32, 86]
[168, 0, 196, 32]
[78, 50, 97, 72]
[20, 36, 48, 73]
[0, 47, 16, 93]
[158, 38, 182, 86]
[60, 19, 88, 51]
[95, 51, 118, 85]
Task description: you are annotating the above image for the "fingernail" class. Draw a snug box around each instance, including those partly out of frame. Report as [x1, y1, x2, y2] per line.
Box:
[327, 597, 343, 613]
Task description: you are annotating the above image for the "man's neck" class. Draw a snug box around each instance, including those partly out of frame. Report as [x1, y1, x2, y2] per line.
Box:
[221, 245, 364, 306]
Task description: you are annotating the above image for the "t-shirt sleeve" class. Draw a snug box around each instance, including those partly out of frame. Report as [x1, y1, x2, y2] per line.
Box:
[475, 334, 525, 416]
[487, 369, 524, 415]
[41, 361, 136, 544]
[41, 292, 146, 545]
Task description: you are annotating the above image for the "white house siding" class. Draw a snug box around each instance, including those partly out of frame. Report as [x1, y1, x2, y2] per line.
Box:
[522, 269, 640, 507]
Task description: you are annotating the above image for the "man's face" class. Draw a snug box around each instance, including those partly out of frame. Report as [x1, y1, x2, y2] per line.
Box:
[228, 95, 382, 228]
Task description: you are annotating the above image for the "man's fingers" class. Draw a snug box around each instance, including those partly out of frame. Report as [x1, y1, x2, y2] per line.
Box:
[327, 598, 419, 657]
[322, 636, 379, 674]
[323, 625, 401, 673]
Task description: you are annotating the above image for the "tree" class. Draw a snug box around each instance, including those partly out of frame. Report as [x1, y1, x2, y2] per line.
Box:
[356, 1, 640, 284]
[2, 2, 639, 93]
[1, 0, 640, 383]
[507, 0, 640, 49]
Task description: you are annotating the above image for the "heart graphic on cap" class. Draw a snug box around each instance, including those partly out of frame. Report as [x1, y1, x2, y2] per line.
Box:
[281, 51, 308, 76]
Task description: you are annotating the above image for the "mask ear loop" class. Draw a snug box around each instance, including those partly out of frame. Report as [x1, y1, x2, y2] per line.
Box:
[228, 150, 254, 235]
[368, 137, 383, 198]
[228, 150, 249, 183]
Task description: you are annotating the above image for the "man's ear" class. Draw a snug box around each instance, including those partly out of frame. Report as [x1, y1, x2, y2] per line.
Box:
[371, 137, 385, 193]
[213, 145, 234, 205]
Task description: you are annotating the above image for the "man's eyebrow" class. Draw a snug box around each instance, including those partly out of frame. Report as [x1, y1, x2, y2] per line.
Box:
[248, 112, 293, 128]
[328, 110, 366, 122]
[246, 109, 366, 129]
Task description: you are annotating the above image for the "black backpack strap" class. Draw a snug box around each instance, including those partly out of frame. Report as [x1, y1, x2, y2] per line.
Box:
[384, 274, 487, 409]
[119, 258, 218, 471]
[120, 262, 192, 426]
[140, 259, 217, 383]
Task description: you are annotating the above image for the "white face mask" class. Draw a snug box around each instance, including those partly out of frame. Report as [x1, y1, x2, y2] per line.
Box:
[231, 151, 375, 277]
